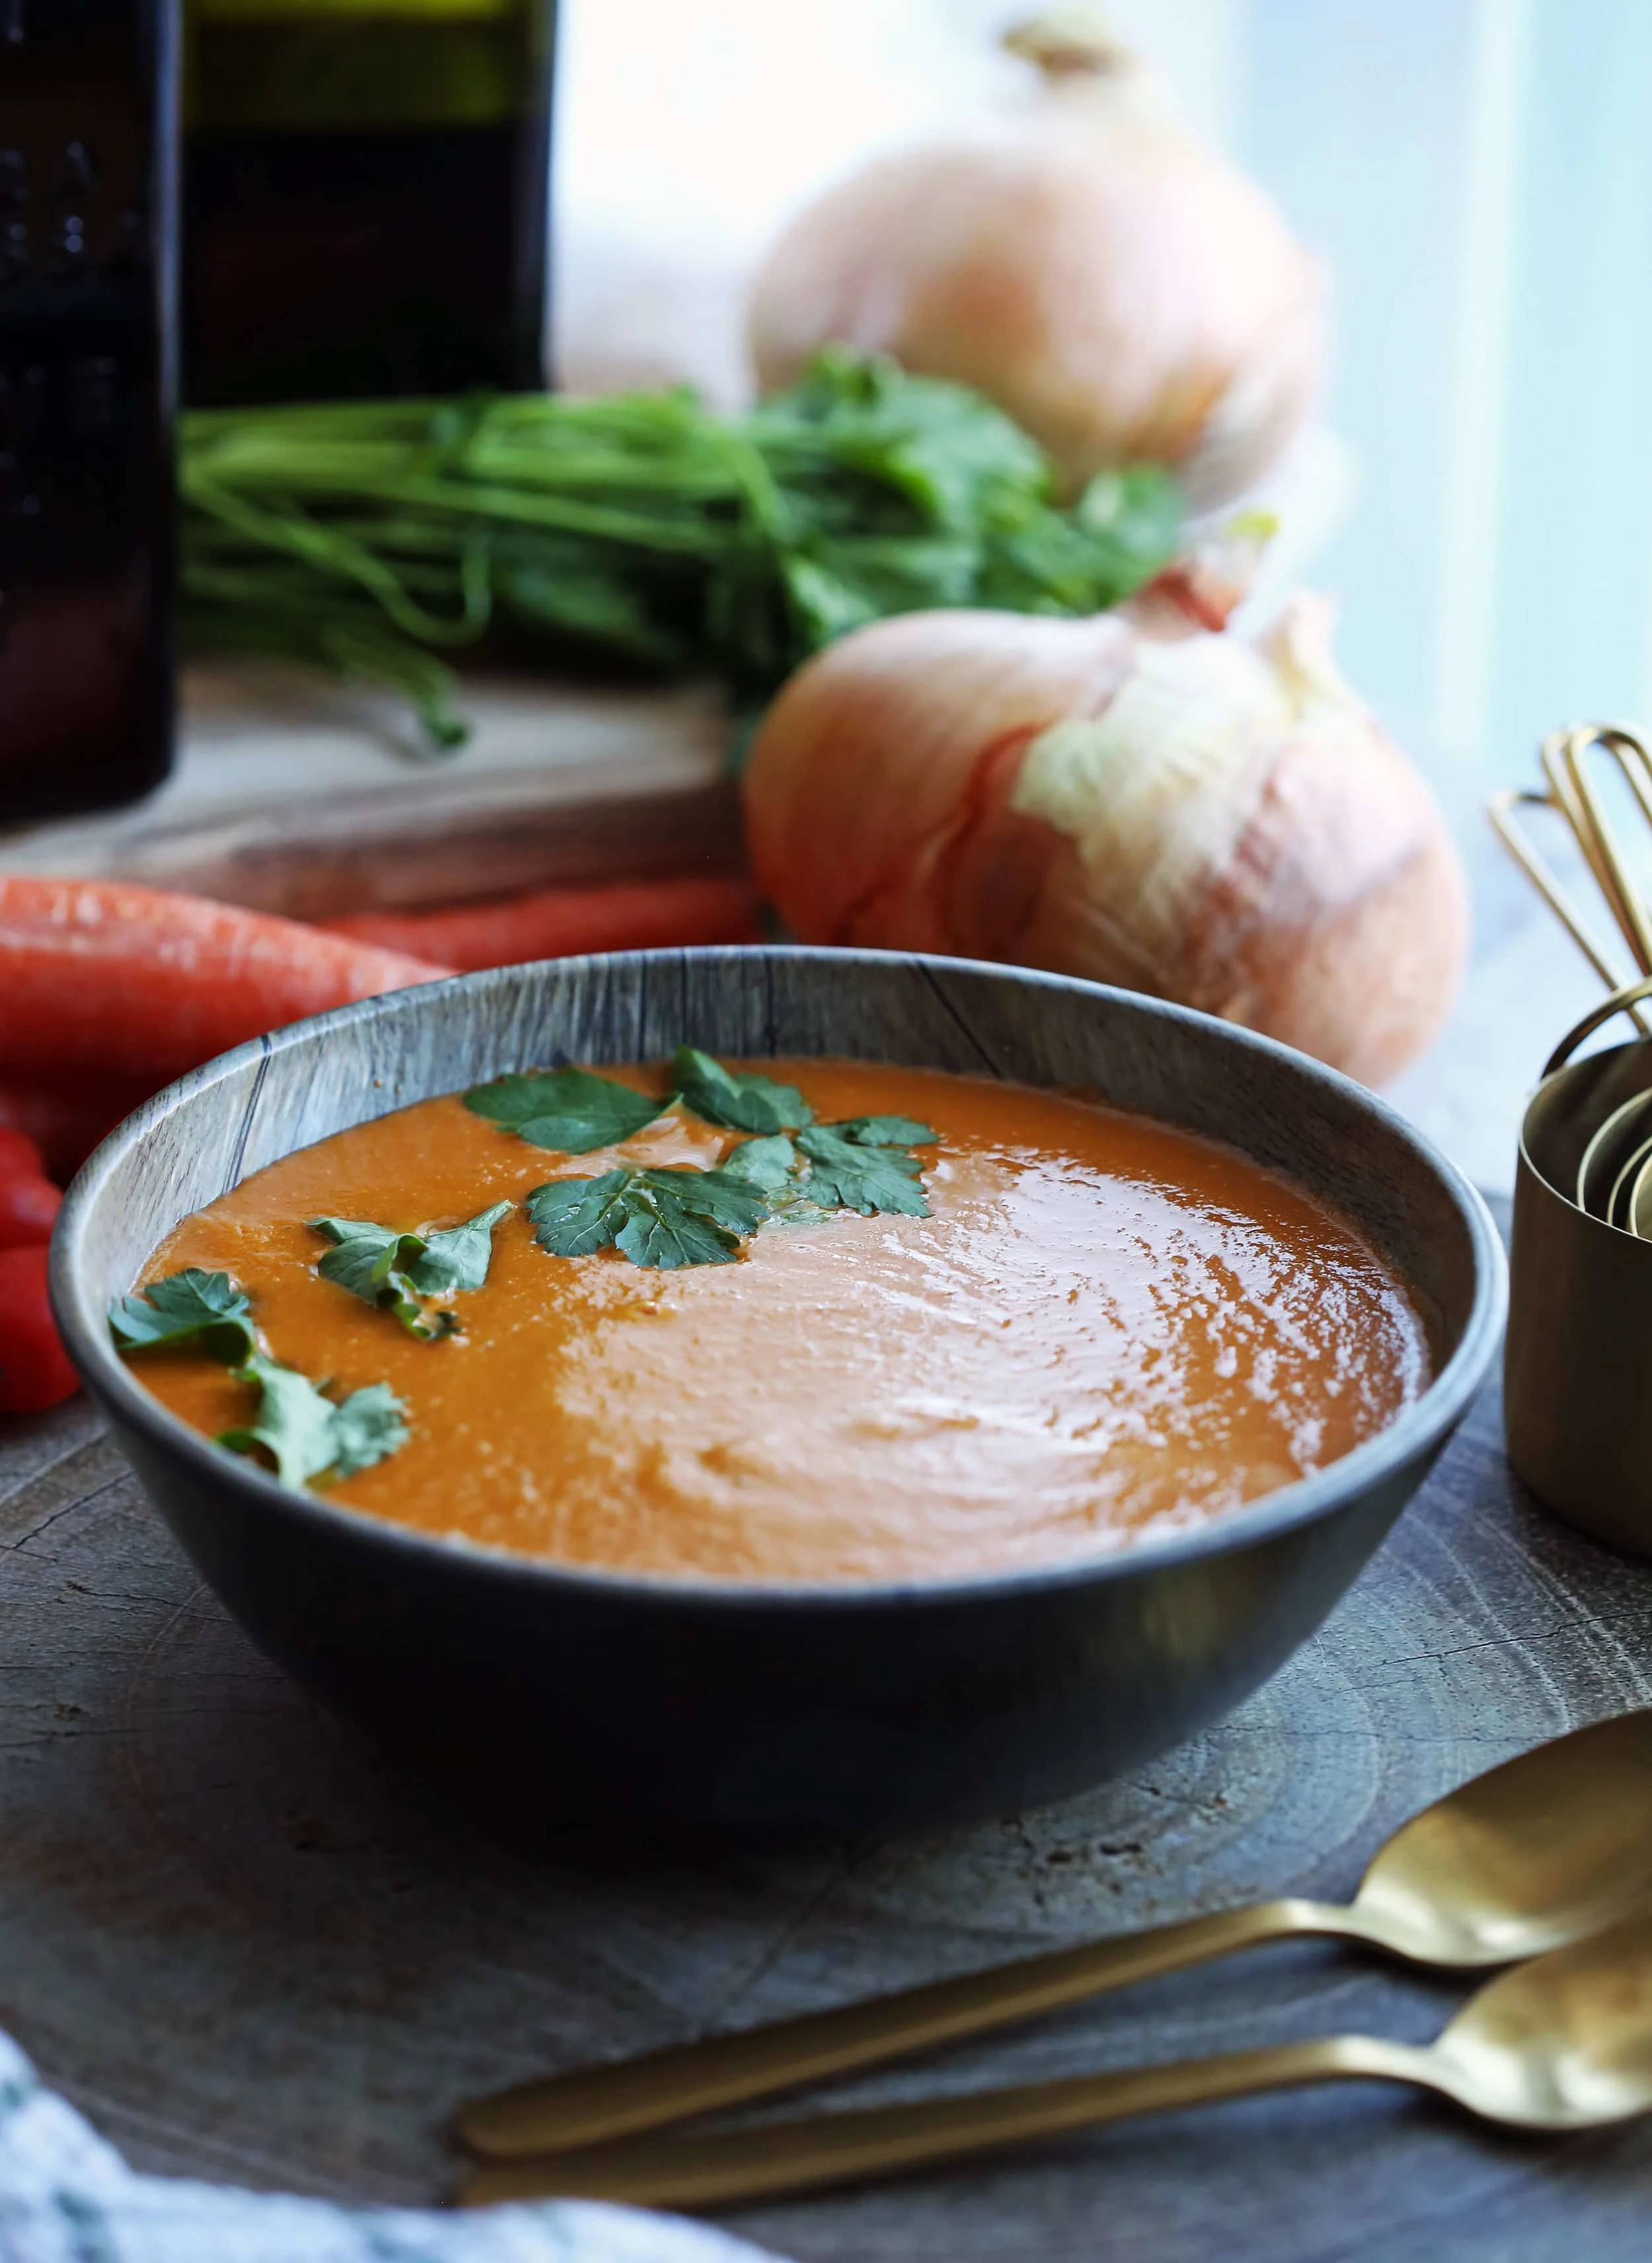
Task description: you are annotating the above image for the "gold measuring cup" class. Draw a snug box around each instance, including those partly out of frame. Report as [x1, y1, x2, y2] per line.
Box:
[1494, 725, 1652, 1553]
[1508, 975, 1652, 1552]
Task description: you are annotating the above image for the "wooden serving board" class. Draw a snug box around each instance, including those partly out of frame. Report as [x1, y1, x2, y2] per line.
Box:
[4, 1203, 1652, 2260]
[0, 662, 742, 919]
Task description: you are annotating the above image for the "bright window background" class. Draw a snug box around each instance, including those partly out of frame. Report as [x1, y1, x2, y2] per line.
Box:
[554, 0, 1635, 1184]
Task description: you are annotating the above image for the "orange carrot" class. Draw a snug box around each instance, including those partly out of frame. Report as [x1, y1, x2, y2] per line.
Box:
[0, 878, 450, 1086]
[320, 871, 763, 971]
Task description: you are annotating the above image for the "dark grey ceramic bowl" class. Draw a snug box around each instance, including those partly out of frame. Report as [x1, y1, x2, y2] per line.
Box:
[52, 949, 1505, 1839]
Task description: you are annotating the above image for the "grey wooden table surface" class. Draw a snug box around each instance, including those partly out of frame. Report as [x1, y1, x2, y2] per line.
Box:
[5, 1192, 1652, 2263]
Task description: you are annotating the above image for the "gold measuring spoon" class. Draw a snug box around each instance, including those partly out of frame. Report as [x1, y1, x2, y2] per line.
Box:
[461, 1910, 1652, 2211]
[459, 1710, 1652, 2161]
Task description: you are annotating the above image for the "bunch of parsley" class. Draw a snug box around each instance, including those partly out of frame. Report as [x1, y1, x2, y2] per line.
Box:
[178, 350, 1182, 750]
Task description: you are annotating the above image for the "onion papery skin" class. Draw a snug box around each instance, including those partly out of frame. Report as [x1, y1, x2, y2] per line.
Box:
[749, 72, 1324, 507]
[742, 601, 1468, 1089]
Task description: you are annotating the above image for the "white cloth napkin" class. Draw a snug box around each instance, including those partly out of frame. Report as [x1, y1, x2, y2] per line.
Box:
[0, 2031, 786, 2263]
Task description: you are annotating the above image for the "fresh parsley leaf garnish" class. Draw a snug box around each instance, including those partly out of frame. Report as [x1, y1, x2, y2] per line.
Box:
[522, 1171, 638, 1260]
[218, 1356, 409, 1489]
[108, 1269, 257, 1363]
[527, 1165, 771, 1270]
[720, 1133, 802, 1192]
[612, 1166, 770, 1269]
[830, 1116, 938, 1149]
[309, 1202, 510, 1338]
[463, 1068, 669, 1153]
[796, 1124, 932, 1218]
[311, 1219, 416, 1308]
[219, 1358, 338, 1486]
[410, 1202, 511, 1295]
[472, 1065, 940, 1252]
[671, 1048, 814, 1135]
[328, 1382, 413, 1477]
[617, 1199, 742, 1272]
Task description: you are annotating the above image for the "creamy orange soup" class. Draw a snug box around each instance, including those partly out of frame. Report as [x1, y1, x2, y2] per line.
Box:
[130, 1061, 1428, 1584]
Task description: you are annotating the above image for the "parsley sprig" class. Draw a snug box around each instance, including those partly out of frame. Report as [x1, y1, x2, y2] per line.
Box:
[524, 1103, 940, 1268]
[310, 1202, 509, 1337]
[720, 1133, 802, 1192]
[527, 1166, 770, 1270]
[108, 1268, 257, 1363]
[109, 1269, 411, 1491]
[795, 1119, 936, 1218]
[670, 1048, 814, 1135]
[464, 1052, 817, 1155]
[219, 1356, 408, 1489]
[464, 1067, 670, 1153]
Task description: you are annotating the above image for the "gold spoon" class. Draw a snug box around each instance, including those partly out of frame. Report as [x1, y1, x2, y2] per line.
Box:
[461, 1909, 1652, 2211]
[459, 1710, 1652, 2161]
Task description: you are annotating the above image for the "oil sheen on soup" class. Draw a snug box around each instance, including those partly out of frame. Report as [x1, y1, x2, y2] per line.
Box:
[131, 1060, 1429, 1584]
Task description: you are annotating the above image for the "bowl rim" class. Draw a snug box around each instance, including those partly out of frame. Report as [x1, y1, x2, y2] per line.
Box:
[50, 946, 1509, 1615]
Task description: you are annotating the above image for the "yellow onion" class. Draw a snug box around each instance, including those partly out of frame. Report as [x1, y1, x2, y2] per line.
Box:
[742, 595, 1467, 1087]
[748, 11, 1324, 507]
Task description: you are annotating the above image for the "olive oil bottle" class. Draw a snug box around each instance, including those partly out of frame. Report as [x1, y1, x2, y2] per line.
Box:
[182, 0, 554, 404]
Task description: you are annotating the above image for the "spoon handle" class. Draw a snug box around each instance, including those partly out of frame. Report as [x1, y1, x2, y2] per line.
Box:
[460, 2032, 1434, 2211]
[457, 1895, 1357, 2159]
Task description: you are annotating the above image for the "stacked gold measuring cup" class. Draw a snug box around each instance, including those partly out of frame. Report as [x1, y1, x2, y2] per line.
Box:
[1493, 725, 1652, 1555]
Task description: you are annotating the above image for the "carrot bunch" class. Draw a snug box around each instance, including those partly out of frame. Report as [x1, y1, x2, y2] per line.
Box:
[321, 871, 761, 968]
[0, 876, 446, 1086]
[0, 877, 448, 1414]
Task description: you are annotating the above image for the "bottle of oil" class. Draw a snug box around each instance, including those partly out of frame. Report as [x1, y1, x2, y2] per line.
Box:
[181, 0, 555, 405]
[0, 0, 177, 822]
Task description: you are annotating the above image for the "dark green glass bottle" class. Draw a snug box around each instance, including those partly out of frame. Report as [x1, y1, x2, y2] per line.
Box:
[0, 0, 177, 822]
[181, 0, 555, 404]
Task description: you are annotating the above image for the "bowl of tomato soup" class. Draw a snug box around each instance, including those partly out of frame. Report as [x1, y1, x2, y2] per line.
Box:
[52, 949, 1504, 1837]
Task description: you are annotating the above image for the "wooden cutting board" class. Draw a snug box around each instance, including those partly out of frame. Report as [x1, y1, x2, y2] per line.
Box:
[0, 661, 743, 919]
